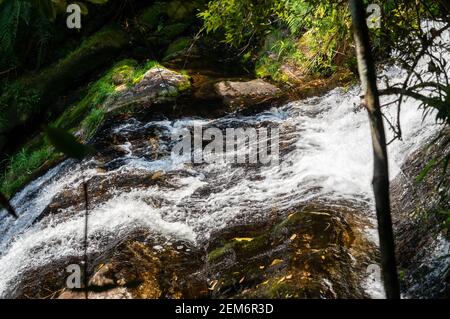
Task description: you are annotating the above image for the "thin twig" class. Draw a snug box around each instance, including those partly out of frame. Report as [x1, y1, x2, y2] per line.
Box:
[83, 177, 89, 300]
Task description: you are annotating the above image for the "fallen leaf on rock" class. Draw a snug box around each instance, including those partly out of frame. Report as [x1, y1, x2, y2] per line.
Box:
[270, 259, 283, 266]
[209, 280, 219, 291]
[233, 237, 254, 242]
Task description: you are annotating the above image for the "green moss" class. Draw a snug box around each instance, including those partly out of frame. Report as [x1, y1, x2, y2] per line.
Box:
[208, 242, 237, 262]
[272, 212, 308, 234]
[156, 23, 189, 43]
[131, 60, 161, 85]
[138, 2, 166, 29]
[208, 234, 269, 262]
[55, 59, 137, 132]
[0, 26, 128, 135]
[0, 83, 40, 134]
[166, 0, 199, 21]
[81, 108, 106, 139]
[163, 37, 191, 61]
[25, 25, 128, 101]
[0, 58, 189, 197]
[0, 139, 61, 197]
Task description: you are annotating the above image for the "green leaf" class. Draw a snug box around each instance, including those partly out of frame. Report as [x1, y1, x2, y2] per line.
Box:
[0, 192, 18, 218]
[74, 2, 89, 15]
[416, 159, 436, 183]
[85, 0, 109, 4]
[45, 126, 94, 160]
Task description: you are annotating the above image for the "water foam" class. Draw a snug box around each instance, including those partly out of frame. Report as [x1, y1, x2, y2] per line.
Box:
[0, 27, 445, 297]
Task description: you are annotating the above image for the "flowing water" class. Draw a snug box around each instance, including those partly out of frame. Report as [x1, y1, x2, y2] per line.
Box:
[0, 40, 446, 298]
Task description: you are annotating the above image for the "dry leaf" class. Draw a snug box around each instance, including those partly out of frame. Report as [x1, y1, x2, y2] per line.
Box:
[233, 237, 254, 242]
[270, 259, 283, 266]
[209, 280, 218, 291]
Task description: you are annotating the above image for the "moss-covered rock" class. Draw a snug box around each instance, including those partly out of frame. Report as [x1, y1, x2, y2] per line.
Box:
[0, 59, 188, 198]
[137, 2, 167, 29]
[105, 65, 191, 115]
[54, 59, 139, 136]
[0, 26, 128, 137]
[153, 23, 190, 46]
[166, 0, 200, 21]
[163, 37, 191, 61]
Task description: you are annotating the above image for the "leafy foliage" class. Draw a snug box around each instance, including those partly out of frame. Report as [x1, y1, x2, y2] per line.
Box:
[0, 192, 18, 218]
[45, 126, 94, 160]
[199, 0, 352, 79]
[0, 141, 55, 197]
[0, 59, 158, 197]
[0, 0, 110, 71]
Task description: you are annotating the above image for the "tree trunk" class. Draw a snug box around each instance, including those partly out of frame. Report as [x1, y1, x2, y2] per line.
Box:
[349, 0, 400, 299]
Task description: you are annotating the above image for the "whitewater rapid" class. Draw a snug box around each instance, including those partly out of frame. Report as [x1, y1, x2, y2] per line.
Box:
[0, 24, 445, 296]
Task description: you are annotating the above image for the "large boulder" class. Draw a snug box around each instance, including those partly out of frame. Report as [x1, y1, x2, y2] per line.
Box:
[106, 66, 190, 114]
[214, 79, 282, 110]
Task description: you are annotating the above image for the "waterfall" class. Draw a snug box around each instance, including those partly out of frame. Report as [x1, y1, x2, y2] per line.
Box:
[0, 29, 446, 298]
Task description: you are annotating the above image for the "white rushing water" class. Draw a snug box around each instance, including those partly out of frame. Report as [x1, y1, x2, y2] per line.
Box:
[0, 87, 439, 297]
[0, 25, 446, 297]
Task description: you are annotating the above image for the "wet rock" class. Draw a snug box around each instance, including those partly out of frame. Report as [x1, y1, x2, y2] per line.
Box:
[214, 79, 282, 110]
[58, 287, 132, 299]
[59, 236, 207, 299]
[12, 201, 376, 299]
[40, 205, 374, 299]
[391, 132, 450, 298]
[205, 208, 374, 299]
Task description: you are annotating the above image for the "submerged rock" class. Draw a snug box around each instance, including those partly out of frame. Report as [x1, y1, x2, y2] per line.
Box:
[12, 204, 376, 299]
[214, 79, 282, 110]
[391, 132, 450, 298]
[204, 208, 374, 299]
